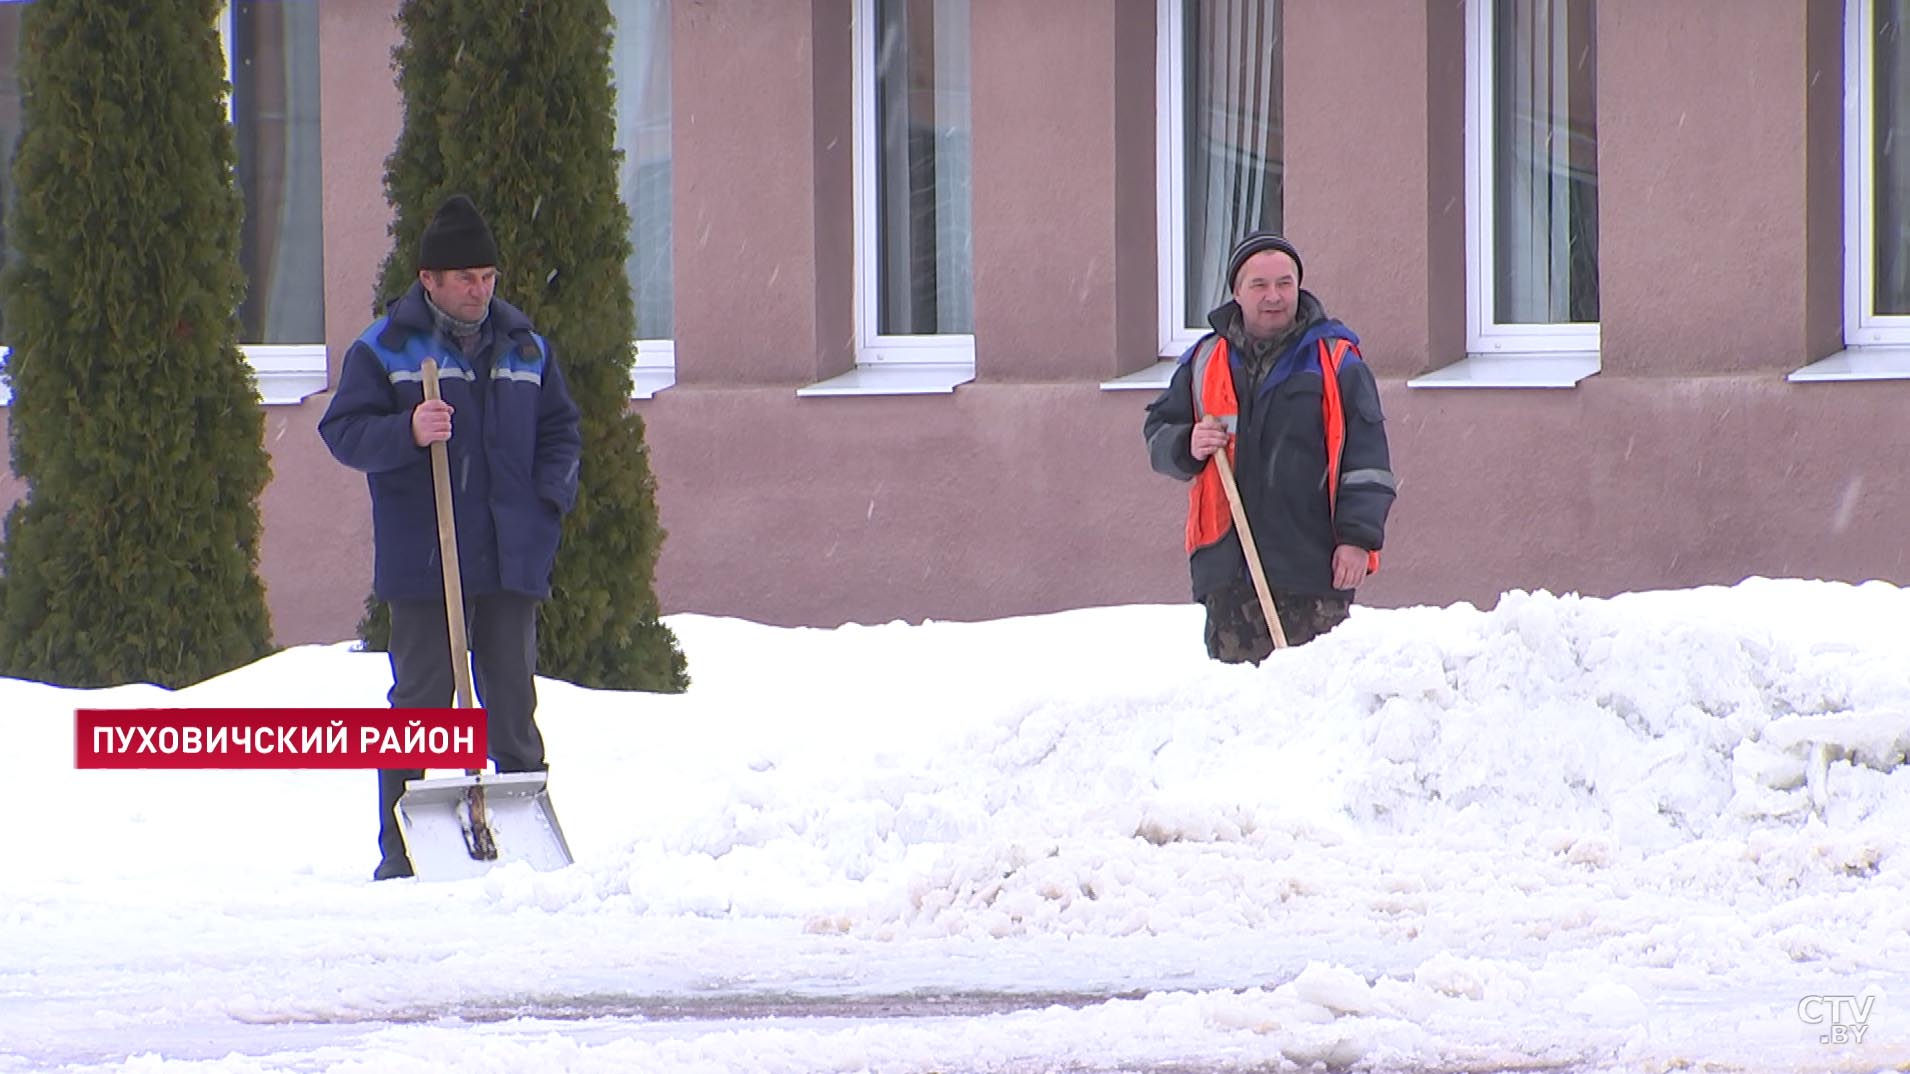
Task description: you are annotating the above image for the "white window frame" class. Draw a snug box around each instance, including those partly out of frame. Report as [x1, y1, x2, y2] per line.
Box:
[1791, 0, 1910, 381]
[804, 0, 974, 397]
[608, 0, 676, 400]
[1842, 0, 1910, 351]
[1844, 0, 1909, 347]
[217, 4, 326, 404]
[1115, 0, 1283, 393]
[1155, 0, 1204, 362]
[1446, 0, 1600, 384]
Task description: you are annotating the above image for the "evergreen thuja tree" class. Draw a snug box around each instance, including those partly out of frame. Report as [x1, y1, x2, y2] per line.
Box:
[370, 0, 686, 691]
[352, 0, 459, 650]
[376, 0, 457, 299]
[0, 0, 273, 686]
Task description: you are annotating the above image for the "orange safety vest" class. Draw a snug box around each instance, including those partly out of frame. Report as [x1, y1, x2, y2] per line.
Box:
[1185, 336, 1382, 574]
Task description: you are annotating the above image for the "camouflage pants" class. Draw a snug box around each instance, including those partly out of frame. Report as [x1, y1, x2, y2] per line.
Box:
[1201, 580, 1350, 664]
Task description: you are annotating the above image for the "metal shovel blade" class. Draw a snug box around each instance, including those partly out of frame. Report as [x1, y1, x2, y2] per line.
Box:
[396, 771, 574, 881]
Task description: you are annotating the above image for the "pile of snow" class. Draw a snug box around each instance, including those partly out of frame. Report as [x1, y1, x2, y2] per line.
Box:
[3, 578, 1907, 1073]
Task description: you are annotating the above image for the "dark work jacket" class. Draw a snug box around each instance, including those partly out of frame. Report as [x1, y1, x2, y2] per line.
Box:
[318, 282, 582, 603]
[1143, 292, 1396, 600]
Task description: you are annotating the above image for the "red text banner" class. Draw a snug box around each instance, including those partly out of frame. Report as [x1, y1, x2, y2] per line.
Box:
[75, 709, 488, 769]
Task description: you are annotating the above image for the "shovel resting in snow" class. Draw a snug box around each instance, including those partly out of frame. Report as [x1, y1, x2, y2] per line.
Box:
[397, 770, 573, 880]
[394, 358, 574, 881]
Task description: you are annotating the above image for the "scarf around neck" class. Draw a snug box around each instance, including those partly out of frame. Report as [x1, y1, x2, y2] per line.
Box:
[425, 293, 487, 344]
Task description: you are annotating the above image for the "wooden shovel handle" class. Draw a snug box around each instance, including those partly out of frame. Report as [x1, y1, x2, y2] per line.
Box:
[421, 359, 478, 713]
[421, 360, 495, 856]
[1212, 448, 1289, 651]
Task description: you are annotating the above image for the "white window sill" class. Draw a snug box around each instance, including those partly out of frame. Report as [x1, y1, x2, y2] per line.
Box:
[1408, 352, 1600, 389]
[631, 365, 676, 399]
[0, 344, 328, 407]
[629, 340, 676, 400]
[244, 345, 329, 404]
[797, 362, 975, 398]
[1101, 360, 1177, 391]
[1787, 346, 1910, 383]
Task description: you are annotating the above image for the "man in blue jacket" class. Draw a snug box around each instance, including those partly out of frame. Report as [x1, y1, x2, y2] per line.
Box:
[319, 194, 582, 880]
[1144, 232, 1395, 662]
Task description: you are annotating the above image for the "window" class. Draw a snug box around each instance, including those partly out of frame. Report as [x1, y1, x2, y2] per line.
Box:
[610, 0, 674, 398]
[1462, 0, 1599, 367]
[1157, 0, 1282, 357]
[806, 0, 974, 396]
[1795, 0, 1910, 380]
[222, 1, 328, 402]
[1847, 0, 1910, 345]
[228, 1, 324, 346]
[1422, 0, 1600, 387]
[0, 8, 325, 406]
[868, 0, 972, 345]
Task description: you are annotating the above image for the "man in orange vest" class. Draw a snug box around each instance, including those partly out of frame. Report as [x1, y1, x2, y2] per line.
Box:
[1143, 232, 1395, 662]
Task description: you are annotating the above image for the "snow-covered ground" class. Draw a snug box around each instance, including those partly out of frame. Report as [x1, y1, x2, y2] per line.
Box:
[5, 579, 1909, 1072]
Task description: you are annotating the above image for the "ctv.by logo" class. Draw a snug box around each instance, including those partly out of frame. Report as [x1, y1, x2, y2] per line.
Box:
[1797, 994, 1878, 1045]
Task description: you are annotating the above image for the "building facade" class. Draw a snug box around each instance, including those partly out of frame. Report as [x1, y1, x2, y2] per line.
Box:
[0, 0, 1903, 647]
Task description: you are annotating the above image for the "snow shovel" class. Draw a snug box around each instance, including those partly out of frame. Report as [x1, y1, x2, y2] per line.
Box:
[394, 358, 575, 881]
[1211, 417, 1288, 650]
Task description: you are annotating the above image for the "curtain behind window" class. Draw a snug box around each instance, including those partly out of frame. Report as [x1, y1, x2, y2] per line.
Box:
[1875, 1, 1910, 314]
[1492, 0, 1598, 325]
[612, 0, 673, 339]
[874, 0, 972, 336]
[231, 0, 324, 344]
[1183, 0, 1281, 325]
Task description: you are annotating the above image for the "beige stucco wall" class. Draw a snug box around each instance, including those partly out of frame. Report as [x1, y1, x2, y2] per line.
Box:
[2, 0, 1904, 652]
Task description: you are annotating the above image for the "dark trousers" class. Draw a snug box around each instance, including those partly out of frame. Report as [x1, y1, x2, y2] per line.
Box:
[376, 591, 546, 867]
[1201, 580, 1350, 665]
